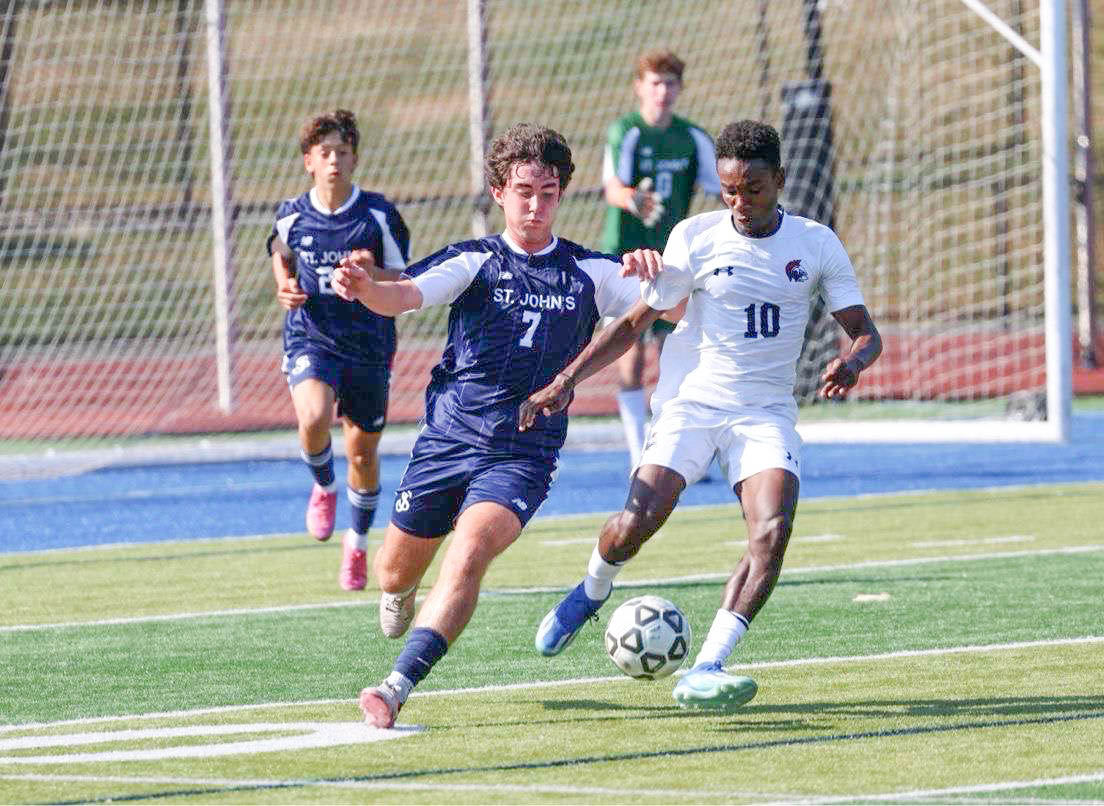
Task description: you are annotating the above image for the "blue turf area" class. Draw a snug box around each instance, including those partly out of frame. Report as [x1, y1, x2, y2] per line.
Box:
[2, 412, 1102, 553]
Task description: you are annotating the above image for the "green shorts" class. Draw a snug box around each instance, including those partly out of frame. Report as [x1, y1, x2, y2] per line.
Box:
[649, 318, 676, 337]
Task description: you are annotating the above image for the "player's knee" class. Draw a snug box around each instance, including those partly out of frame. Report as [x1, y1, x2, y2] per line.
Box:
[440, 544, 495, 589]
[373, 551, 408, 592]
[609, 508, 657, 547]
[747, 513, 792, 557]
[346, 449, 379, 474]
[297, 408, 331, 437]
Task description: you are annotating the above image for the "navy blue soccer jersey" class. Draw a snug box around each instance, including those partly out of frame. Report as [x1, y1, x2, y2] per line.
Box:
[268, 187, 410, 365]
[404, 232, 642, 457]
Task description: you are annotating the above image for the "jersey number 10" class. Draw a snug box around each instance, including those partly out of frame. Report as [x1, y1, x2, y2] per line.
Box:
[744, 302, 781, 339]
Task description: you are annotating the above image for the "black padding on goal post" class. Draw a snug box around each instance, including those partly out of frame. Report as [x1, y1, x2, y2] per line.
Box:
[780, 78, 835, 229]
[780, 78, 841, 403]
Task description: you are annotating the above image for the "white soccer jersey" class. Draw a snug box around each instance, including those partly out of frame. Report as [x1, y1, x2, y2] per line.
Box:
[643, 208, 865, 415]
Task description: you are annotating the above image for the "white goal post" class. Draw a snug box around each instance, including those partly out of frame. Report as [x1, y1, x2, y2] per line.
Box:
[0, 0, 1073, 478]
[803, 0, 1072, 444]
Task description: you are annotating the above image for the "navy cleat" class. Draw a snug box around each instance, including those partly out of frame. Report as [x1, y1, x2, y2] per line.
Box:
[535, 582, 609, 656]
[672, 662, 758, 710]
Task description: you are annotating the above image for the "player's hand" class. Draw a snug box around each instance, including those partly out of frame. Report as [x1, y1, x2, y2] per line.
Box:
[627, 178, 664, 228]
[620, 248, 664, 281]
[518, 374, 574, 431]
[345, 248, 378, 276]
[332, 259, 371, 302]
[819, 356, 864, 400]
[275, 276, 307, 310]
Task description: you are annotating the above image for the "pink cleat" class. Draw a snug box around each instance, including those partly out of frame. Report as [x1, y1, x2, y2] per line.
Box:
[339, 529, 367, 591]
[305, 484, 337, 541]
[360, 683, 402, 728]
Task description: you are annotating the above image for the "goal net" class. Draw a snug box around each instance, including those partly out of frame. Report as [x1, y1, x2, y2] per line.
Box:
[0, 0, 1068, 477]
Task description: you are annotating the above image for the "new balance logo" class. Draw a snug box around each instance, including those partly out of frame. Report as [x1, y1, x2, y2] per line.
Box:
[291, 355, 311, 376]
[500, 271, 513, 280]
[301, 236, 314, 246]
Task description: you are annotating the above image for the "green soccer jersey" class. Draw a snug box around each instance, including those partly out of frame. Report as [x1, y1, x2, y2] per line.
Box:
[600, 111, 721, 255]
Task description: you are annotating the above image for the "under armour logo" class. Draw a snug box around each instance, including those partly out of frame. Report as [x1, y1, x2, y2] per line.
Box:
[712, 266, 736, 277]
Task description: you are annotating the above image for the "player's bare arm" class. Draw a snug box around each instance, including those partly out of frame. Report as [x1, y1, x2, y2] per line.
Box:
[271, 250, 307, 311]
[519, 298, 664, 431]
[332, 253, 423, 316]
[819, 304, 882, 400]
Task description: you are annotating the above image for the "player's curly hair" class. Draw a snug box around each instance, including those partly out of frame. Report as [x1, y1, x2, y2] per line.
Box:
[716, 120, 781, 171]
[634, 49, 685, 82]
[485, 123, 574, 191]
[299, 109, 359, 154]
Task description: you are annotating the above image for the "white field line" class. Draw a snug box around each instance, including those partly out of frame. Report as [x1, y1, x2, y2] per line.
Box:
[794, 533, 845, 543]
[538, 535, 598, 546]
[729, 635, 1104, 672]
[726, 533, 845, 547]
[0, 599, 373, 633]
[2, 634, 1101, 735]
[909, 534, 1034, 549]
[5, 543, 1104, 634]
[806, 770, 1104, 803]
[0, 773, 795, 801]
[3, 763, 1104, 804]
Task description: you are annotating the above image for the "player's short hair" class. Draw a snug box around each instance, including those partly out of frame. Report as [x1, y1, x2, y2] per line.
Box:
[299, 109, 359, 154]
[485, 123, 575, 191]
[634, 49, 685, 82]
[716, 120, 782, 171]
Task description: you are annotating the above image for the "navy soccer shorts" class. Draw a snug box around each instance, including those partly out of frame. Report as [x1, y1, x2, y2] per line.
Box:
[282, 344, 390, 433]
[390, 429, 557, 539]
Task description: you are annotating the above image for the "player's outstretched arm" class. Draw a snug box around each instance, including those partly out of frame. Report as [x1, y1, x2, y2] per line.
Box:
[819, 305, 882, 399]
[518, 298, 663, 431]
[332, 250, 423, 316]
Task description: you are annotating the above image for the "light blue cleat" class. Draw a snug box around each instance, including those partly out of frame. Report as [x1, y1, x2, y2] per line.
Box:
[672, 662, 758, 710]
[535, 582, 609, 656]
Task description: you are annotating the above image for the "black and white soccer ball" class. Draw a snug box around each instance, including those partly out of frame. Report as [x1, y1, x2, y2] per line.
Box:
[604, 595, 691, 680]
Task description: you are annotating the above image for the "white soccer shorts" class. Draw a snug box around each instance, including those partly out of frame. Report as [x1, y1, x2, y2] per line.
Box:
[638, 398, 802, 487]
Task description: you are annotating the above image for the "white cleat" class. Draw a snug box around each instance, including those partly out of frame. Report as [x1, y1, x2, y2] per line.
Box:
[673, 662, 758, 710]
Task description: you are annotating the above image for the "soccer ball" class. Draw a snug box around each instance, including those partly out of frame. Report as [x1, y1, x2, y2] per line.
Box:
[604, 595, 691, 680]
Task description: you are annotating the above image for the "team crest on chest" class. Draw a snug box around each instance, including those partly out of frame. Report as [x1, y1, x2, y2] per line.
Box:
[784, 259, 808, 282]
